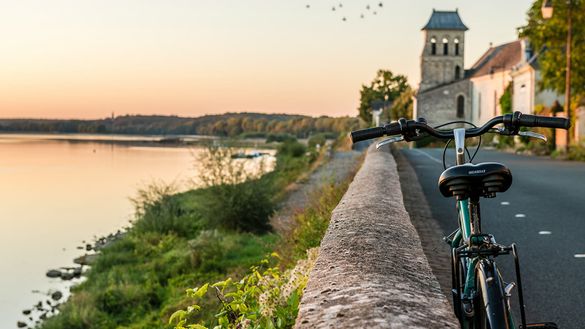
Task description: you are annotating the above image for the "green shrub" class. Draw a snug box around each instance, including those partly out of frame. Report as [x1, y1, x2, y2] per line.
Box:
[131, 182, 200, 237]
[170, 250, 318, 329]
[307, 133, 327, 150]
[188, 230, 227, 271]
[277, 140, 307, 158]
[200, 178, 275, 233]
[266, 133, 296, 143]
[239, 132, 267, 139]
[567, 145, 585, 161]
[197, 145, 276, 233]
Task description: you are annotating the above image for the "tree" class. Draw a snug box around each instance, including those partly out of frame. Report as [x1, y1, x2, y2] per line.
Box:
[499, 83, 513, 115]
[520, 0, 585, 99]
[358, 69, 410, 124]
[389, 87, 415, 121]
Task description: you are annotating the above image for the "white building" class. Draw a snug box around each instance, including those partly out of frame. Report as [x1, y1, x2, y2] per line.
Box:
[468, 41, 521, 124]
[415, 9, 563, 126]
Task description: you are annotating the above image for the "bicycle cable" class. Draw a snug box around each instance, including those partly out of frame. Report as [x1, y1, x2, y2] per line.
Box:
[434, 120, 481, 169]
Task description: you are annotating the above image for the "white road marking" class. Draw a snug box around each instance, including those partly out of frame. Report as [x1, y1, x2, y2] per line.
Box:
[538, 231, 552, 235]
[412, 149, 443, 164]
[574, 254, 585, 258]
[501, 201, 510, 205]
[515, 214, 526, 218]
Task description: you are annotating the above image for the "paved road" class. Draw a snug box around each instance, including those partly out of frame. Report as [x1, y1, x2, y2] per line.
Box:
[401, 148, 585, 329]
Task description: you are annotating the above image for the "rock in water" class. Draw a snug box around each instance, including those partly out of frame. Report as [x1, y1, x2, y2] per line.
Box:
[46, 269, 61, 278]
[22, 309, 31, 315]
[60, 272, 74, 280]
[17, 321, 27, 328]
[73, 254, 98, 266]
[51, 291, 63, 301]
[73, 266, 83, 277]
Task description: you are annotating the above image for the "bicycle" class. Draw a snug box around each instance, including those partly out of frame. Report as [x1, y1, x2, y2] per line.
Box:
[350, 112, 569, 329]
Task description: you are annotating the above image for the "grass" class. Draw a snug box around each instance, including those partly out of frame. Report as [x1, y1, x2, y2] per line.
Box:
[40, 138, 359, 329]
[171, 152, 362, 329]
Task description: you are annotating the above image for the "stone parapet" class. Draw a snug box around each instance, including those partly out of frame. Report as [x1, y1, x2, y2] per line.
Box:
[295, 145, 458, 328]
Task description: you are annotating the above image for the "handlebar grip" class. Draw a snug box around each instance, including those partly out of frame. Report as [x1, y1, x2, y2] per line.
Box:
[350, 123, 401, 143]
[518, 114, 570, 129]
[350, 127, 386, 143]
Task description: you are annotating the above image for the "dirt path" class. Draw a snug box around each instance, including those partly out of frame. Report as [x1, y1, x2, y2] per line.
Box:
[270, 148, 364, 234]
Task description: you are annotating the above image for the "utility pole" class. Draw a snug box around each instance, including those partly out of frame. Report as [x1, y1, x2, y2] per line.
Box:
[564, 0, 572, 149]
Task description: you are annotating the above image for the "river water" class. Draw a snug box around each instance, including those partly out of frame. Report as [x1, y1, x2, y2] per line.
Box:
[0, 134, 271, 328]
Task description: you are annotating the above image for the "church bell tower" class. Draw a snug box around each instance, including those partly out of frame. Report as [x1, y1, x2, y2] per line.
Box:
[419, 9, 468, 92]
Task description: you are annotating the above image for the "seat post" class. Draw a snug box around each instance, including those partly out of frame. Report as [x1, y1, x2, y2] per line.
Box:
[469, 197, 481, 235]
[454, 128, 466, 165]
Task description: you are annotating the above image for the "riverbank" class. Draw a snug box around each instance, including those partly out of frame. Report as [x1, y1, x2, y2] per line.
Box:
[31, 137, 361, 329]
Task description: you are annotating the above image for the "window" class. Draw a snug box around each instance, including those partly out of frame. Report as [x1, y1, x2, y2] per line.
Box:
[454, 38, 460, 55]
[443, 37, 449, 55]
[431, 37, 437, 55]
[457, 95, 465, 118]
[455, 66, 461, 79]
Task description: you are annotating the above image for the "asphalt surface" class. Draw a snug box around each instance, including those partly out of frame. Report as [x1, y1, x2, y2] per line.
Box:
[401, 147, 585, 329]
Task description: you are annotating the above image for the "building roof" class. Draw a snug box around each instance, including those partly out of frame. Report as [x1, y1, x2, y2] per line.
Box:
[422, 10, 468, 31]
[468, 40, 522, 78]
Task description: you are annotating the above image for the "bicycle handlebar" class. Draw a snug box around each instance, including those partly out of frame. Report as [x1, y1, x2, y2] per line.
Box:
[350, 112, 570, 143]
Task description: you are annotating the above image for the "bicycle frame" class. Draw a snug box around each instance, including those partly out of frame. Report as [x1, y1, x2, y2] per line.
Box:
[449, 128, 516, 329]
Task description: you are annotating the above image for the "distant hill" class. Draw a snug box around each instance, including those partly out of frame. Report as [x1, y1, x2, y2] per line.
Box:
[0, 113, 362, 138]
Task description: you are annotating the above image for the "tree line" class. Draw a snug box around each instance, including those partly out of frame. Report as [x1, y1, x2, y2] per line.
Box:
[0, 113, 362, 138]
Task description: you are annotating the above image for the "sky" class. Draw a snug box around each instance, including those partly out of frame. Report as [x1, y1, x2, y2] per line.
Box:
[0, 0, 534, 119]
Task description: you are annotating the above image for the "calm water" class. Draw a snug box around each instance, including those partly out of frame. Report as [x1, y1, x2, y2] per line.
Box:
[0, 135, 225, 328]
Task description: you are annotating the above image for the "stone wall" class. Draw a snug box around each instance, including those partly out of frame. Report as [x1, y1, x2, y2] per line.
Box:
[294, 145, 458, 329]
[415, 79, 471, 126]
[419, 29, 466, 92]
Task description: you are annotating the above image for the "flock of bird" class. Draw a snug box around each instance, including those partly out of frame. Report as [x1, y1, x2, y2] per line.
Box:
[305, 2, 384, 21]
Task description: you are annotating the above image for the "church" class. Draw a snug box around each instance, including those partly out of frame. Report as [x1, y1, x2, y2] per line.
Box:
[414, 9, 560, 126]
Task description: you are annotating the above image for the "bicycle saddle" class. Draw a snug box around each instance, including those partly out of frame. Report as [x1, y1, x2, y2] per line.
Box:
[438, 162, 512, 200]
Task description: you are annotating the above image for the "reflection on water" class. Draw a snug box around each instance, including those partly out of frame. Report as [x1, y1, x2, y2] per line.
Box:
[0, 135, 272, 328]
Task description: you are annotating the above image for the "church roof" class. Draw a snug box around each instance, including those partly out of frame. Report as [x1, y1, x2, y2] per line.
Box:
[468, 40, 522, 78]
[422, 10, 468, 31]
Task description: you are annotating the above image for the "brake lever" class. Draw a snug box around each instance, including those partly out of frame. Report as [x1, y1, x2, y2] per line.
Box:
[376, 136, 404, 149]
[518, 130, 547, 142]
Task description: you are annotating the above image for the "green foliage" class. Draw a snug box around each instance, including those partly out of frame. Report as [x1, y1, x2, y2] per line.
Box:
[307, 133, 327, 150]
[203, 180, 275, 233]
[197, 145, 276, 233]
[40, 140, 351, 329]
[170, 159, 358, 329]
[520, 0, 585, 98]
[170, 250, 318, 329]
[266, 133, 297, 143]
[566, 144, 585, 160]
[131, 182, 199, 237]
[291, 179, 350, 258]
[239, 132, 267, 139]
[277, 140, 307, 158]
[388, 86, 415, 121]
[499, 83, 513, 115]
[358, 69, 410, 124]
[40, 229, 278, 329]
[0, 113, 361, 138]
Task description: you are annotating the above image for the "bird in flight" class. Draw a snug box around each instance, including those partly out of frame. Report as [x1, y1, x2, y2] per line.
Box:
[303, 2, 384, 21]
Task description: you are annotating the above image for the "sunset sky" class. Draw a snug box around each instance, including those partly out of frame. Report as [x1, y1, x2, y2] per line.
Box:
[0, 0, 533, 119]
